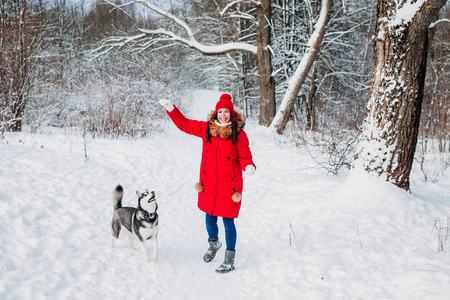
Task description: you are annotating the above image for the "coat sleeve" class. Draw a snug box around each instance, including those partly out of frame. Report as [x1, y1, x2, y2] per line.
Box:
[166, 105, 206, 138]
[236, 131, 256, 170]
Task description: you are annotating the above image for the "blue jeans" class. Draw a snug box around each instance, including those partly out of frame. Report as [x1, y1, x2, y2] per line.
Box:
[205, 213, 237, 251]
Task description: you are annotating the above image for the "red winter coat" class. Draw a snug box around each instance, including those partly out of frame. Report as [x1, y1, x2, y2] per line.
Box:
[167, 106, 255, 218]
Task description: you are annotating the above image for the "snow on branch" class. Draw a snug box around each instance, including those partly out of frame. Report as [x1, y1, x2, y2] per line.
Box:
[90, 33, 147, 60]
[380, 0, 427, 31]
[138, 28, 257, 55]
[92, 0, 257, 58]
[429, 18, 450, 28]
[220, 0, 261, 17]
[105, 0, 194, 38]
[271, 68, 283, 78]
[229, 11, 257, 24]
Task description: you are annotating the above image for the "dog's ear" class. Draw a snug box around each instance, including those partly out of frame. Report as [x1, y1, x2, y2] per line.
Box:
[136, 190, 141, 198]
[145, 189, 149, 193]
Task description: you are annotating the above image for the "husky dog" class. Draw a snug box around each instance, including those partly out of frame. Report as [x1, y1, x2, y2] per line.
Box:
[110, 185, 159, 262]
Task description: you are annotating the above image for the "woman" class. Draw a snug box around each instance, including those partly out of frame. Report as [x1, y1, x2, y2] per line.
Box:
[159, 93, 256, 273]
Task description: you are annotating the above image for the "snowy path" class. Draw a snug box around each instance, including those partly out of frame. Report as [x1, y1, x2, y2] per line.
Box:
[1, 90, 450, 299]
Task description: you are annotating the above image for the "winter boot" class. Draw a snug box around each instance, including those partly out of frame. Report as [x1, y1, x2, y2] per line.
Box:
[203, 238, 222, 263]
[215, 250, 235, 273]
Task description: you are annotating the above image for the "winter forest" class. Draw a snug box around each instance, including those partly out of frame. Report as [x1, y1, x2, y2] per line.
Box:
[1, 0, 450, 299]
[2, 0, 449, 187]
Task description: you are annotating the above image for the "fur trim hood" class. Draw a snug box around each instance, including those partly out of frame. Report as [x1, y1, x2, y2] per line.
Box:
[207, 110, 245, 139]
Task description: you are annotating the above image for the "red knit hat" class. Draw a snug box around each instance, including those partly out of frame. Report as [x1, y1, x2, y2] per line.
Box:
[215, 93, 236, 116]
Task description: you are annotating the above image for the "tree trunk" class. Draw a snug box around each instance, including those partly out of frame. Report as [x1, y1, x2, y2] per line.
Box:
[354, 0, 446, 190]
[306, 63, 318, 131]
[256, 0, 276, 126]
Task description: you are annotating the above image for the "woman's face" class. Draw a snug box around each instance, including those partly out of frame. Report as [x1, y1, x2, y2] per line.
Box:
[217, 109, 231, 124]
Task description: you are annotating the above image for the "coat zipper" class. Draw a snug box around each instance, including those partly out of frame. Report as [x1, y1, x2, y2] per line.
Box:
[211, 139, 219, 215]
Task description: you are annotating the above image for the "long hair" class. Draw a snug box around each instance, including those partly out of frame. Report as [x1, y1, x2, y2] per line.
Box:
[206, 112, 239, 145]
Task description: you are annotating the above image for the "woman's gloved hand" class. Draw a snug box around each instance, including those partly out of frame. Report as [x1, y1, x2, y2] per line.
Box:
[245, 165, 255, 176]
[159, 99, 174, 112]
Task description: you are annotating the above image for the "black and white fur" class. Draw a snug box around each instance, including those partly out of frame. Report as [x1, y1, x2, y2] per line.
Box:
[110, 185, 159, 262]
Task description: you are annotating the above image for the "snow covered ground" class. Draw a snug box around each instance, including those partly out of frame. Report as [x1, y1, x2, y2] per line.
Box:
[1, 90, 450, 299]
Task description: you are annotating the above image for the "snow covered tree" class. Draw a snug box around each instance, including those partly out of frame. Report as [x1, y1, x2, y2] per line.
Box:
[354, 0, 447, 190]
[270, 0, 332, 134]
[422, 6, 450, 154]
[0, 0, 42, 132]
[269, 0, 376, 139]
[91, 0, 278, 125]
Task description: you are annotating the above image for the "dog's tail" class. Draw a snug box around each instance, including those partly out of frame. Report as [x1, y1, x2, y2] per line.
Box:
[112, 185, 124, 210]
